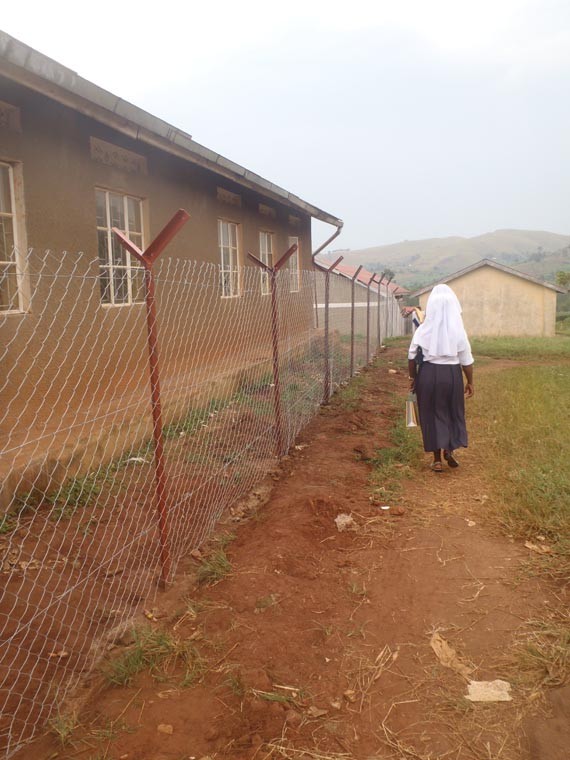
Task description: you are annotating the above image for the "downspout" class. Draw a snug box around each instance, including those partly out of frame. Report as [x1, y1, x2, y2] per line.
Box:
[311, 221, 344, 261]
[311, 219, 344, 328]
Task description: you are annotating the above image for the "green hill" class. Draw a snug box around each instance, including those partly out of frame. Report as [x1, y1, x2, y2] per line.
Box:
[329, 229, 570, 289]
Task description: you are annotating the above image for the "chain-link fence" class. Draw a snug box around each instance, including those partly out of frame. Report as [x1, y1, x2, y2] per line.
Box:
[0, 246, 405, 757]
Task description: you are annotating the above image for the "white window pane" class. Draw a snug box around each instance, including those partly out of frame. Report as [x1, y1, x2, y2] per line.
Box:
[97, 229, 109, 265]
[109, 193, 125, 229]
[99, 266, 111, 304]
[221, 270, 230, 297]
[0, 166, 12, 214]
[0, 263, 18, 310]
[96, 189, 144, 306]
[111, 234, 126, 266]
[0, 216, 15, 262]
[128, 253, 143, 272]
[131, 266, 145, 303]
[113, 268, 129, 303]
[129, 233, 143, 254]
[95, 190, 107, 228]
[219, 221, 240, 296]
[127, 197, 142, 234]
[221, 221, 229, 247]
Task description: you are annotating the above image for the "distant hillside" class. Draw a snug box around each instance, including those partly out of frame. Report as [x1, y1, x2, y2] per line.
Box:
[326, 229, 570, 289]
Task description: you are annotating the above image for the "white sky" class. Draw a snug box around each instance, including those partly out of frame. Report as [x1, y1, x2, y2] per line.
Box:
[2, 0, 570, 249]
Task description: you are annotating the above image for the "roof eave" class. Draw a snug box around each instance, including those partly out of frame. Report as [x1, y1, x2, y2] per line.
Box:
[408, 258, 566, 297]
[0, 31, 342, 227]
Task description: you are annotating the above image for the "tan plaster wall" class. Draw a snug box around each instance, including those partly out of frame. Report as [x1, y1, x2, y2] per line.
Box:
[0, 78, 317, 496]
[418, 266, 558, 337]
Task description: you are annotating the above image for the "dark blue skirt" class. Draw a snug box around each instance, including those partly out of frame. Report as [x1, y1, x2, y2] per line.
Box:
[415, 362, 468, 452]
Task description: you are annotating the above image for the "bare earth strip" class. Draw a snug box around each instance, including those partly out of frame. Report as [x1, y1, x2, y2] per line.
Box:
[19, 346, 568, 760]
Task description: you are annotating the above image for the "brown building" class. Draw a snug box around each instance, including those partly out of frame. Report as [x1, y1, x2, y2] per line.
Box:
[0, 32, 342, 505]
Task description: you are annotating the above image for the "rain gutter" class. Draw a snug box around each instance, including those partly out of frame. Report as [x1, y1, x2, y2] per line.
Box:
[0, 31, 342, 228]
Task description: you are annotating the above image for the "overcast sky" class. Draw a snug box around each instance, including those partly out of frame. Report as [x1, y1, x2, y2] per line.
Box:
[3, 1, 570, 250]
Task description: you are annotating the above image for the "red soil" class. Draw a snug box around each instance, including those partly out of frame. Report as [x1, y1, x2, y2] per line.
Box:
[16, 348, 568, 760]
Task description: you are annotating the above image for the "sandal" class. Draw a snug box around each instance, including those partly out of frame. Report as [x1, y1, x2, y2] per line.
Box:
[431, 461, 443, 472]
[444, 450, 459, 468]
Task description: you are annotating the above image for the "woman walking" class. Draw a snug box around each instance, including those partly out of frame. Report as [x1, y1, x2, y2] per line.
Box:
[407, 284, 474, 472]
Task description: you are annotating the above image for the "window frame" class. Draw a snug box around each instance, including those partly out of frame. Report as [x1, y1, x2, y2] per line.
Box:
[259, 230, 274, 296]
[0, 160, 28, 315]
[218, 218, 241, 298]
[287, 235, 301, 293]
[96, 188, 145, 308]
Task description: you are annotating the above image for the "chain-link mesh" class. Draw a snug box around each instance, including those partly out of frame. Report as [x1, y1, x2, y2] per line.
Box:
[0, 248, 405, 757]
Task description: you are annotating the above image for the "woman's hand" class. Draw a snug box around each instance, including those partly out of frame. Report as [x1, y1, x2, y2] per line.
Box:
[409, 377, 416, 393]
[464, 382, 474, 398]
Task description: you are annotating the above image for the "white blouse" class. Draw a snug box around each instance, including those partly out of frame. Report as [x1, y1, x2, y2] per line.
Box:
[408, 337, 474, 366]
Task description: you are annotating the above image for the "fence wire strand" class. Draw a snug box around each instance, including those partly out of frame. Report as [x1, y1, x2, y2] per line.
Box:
[0, 249, 406, 757]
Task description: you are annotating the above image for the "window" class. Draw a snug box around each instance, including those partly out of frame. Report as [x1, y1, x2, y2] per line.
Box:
[218, 219, 240, 297]
[259, 231, 274, 295]
[0, 162, 23, 312]
[287, 236, 300, 292]
[96, 189, 145, 306]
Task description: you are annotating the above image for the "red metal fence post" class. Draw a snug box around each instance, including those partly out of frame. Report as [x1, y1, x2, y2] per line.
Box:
[113, 209, 189, 588]
[370, 274, 380, 357]
[365, 272, 375, 364]
[248, 243, 297, 457]
[350, 265, 363, 376]
[386, 275, 394, 339]
[377, 271, 385, 349]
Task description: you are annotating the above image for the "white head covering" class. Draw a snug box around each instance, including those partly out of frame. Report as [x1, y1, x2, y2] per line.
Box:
[414, 284, 468, 358]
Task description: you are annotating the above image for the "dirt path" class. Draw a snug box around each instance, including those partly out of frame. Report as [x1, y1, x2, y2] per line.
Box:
[23, 347, 567, 760]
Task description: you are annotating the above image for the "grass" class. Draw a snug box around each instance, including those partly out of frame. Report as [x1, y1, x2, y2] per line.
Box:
[49, 711, 78, 746]
[13, 471, 104, 523]
[226, 671, 246, 697]
[196, 548, 232, 585]
[255, 593, 279, 612]
[471, 335, 570, 360]
[163, 399, 224, 439]
[556, 314, 570, 334]
[180, 653, 207, 687]
[103, 626, 195, 686]
[370, 405, 421, 501]
[508, 608, 570, 690]
[215, 531, 236, 549]
[251, 689, 292, 704]
[0, 514, 16, 534]
[472, 363, 570, 580]
[49, 473, 103, 519]
[339, 332, 365, 345]
[348, 581, 368, 598]
[335, 374, 365, 411]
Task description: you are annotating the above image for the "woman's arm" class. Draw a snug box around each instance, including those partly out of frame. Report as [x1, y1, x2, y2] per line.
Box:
[462, 363, 474, 398]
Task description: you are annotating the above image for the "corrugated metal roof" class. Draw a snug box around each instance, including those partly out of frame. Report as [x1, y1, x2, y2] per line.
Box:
[0, 30, 343, 228]
[408, 258, 566, 296]
[313, 255, 407, 294]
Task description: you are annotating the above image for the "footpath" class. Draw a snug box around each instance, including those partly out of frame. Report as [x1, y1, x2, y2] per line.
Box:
[24, 346, 567, 760]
